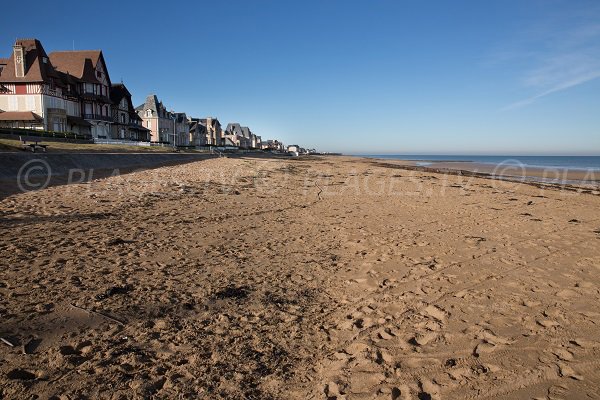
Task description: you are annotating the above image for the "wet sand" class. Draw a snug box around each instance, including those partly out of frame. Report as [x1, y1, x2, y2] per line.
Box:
[1, 155, 600, 399]
[372, 158, 600, 183]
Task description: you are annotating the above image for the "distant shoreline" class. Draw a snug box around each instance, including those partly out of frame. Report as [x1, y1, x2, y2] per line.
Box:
[357, 154, 600, 171]
[354, 155, 600, 185]
[355, 157, 600, 191]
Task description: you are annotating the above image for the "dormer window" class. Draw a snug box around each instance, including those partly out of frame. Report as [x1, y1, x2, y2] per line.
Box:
[146, 110, 152, 117]
[42, 57, 48, 64]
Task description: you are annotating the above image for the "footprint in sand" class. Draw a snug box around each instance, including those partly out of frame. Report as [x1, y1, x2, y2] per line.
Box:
[423, 305, 447, 322]
[418, 378, 442, 400]
[412, 331, 438, 346]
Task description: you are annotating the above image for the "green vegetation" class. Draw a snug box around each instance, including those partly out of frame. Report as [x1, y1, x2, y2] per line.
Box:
[0, 127, 91, 140]
[0, 138, 206, 153]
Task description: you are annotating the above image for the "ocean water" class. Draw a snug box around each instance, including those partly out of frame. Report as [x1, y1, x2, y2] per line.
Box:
[360, 155, 600, 171]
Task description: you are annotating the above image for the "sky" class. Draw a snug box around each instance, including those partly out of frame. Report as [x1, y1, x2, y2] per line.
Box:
[1, 0, 599, 154]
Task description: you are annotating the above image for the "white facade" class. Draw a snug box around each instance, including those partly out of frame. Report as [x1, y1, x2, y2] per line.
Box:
[0, 83, 81, 131]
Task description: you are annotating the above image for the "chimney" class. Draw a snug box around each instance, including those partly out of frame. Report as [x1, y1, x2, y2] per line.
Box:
[13, 44, 25, 78]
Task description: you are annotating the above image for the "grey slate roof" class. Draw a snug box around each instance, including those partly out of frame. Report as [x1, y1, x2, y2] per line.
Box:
[225, 123, 243, 136]
[135, 94, 174, 119]
[135, 94, 159, 112]
[173, 112, 187, 123]
[241, 127, 251, 138]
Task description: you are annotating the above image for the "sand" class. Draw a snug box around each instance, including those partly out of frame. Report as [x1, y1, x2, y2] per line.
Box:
[1, 155, 600, 399]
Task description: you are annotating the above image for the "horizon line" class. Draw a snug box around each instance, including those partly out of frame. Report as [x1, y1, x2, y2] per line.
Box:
[346, 152, 600, 157]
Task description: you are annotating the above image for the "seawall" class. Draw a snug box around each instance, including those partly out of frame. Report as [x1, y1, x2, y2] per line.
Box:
[0, 152, 217, 198]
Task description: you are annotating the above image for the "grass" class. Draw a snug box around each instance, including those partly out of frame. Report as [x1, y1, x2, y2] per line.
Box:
[0, 138, 207, 153]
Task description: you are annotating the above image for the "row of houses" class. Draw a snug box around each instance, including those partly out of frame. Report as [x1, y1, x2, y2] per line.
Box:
[0, 38, 293, 151]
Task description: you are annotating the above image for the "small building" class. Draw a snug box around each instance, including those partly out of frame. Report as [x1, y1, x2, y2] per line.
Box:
[189, 117, 208, 146]
[136, 94, 173, 143]
[173, 112, 189, 146]
[225, 123, 247, 148]
[110, 83, 150, 141]
[241, 126, 253, 149]
[199, 117, 221, 146]
[187, 116, 222, 146]
[262, 139, 285, 151]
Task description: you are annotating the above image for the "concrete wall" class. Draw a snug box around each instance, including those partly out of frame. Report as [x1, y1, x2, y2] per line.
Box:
[0, 131, 92, 143]
[0, 152, 216, 183]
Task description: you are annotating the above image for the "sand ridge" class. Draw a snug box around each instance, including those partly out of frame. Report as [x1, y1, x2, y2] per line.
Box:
[1, 156, 600, 399]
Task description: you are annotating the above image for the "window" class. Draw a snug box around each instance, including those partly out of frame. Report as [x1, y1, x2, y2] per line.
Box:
[146, 110, 152, 117]
[121, 114, 126, 123]
[147, 120, 151, 129]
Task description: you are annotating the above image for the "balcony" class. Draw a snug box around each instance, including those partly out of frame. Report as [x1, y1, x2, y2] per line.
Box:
[81, 93, 112, 103]
[83, 114, 113, 123]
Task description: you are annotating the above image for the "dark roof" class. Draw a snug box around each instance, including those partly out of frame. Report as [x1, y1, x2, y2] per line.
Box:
[198, 118, 219, 128]
[204, 117, 220, 126]
[136, 94, 160, 113]
[173, 112, 187, 123]
[190, 119, 207, 132]
[49, 50, 108, 84]
[110, 83, 130, 104]
[66, 116, 92, 127]
[241, 127, 251, 138]
[130, 125, 151, 132]
[226, 123, 244, 136]
[0, 39, 58, 83]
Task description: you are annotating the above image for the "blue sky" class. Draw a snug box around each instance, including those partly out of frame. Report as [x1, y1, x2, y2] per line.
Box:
[2, 0, 600, 154]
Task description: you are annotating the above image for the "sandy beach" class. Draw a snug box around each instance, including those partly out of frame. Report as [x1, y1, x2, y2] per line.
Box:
[2, 155, 600, 399]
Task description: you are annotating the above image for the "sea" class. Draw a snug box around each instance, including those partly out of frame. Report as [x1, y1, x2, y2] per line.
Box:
[359, 155, 600, 171]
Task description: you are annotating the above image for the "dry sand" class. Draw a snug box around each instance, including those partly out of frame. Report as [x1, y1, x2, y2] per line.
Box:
[1, 155, 600, 399]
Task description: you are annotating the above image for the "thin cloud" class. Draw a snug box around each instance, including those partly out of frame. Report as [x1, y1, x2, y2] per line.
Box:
[498, 10, 600, 111]
[501, 69, 600, 111]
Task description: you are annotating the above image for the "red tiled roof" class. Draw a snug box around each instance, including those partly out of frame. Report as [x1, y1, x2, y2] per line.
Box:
[0, 111, 43, 121]
[49, 51, 105, 84]
[0, 39, 57, 83]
